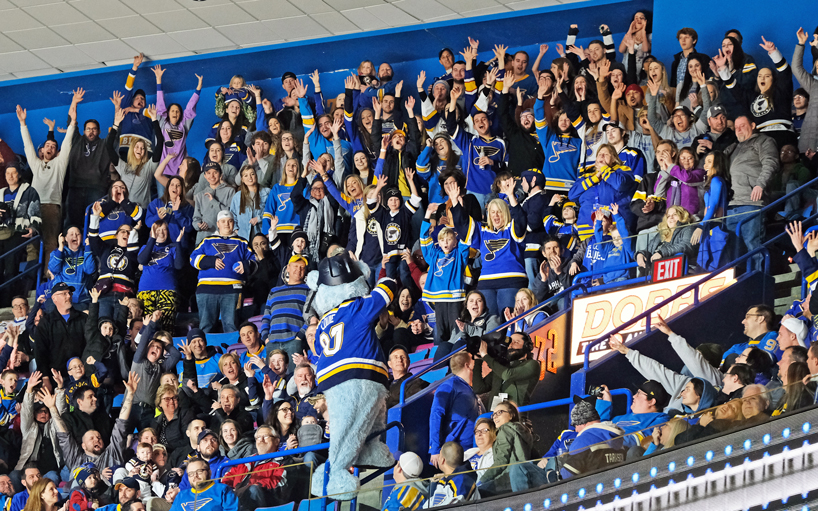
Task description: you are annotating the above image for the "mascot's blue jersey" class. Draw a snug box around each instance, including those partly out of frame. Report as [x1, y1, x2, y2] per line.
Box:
[314, 278, 397, 392]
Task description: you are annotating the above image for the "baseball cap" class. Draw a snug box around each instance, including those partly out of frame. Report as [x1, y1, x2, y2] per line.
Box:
[202, 160, 221, 174]
[671, 105, 693, 118]
[217, 210, 234, 222]
[602, 121, 624, 132]
[707, 104, 727, 118]
[781, 317, 808, 347]
[288, 255, 308, 266]
[282, 71, 297, 83]
[198, 429, 218, 444]
[637, 380, 670, 410]
[114, 477, 140, 491]
[52, 282, 75, 294]
[390, 128, 406, 138]
[398, 452, 423, 478]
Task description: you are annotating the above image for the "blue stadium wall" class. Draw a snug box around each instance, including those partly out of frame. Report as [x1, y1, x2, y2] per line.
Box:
[0, 0, 650, 162]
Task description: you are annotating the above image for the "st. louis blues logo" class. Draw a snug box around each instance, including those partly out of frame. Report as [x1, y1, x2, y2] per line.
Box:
[277, 193, 291, 212]
[483, 239, 509, 261]
[168, 128, 183, 141]
[751, 94, 772, 117]
[549, 139, 578, 163]
[434, 255, 454, 277]
[64, 255, 84, 276]
[107, 210, 121, 221]
[385, 223, 401, 244]
[212, 243, 239, 259]
[472, 145, 501, 166]
[181, 498, 213, 511]
[106, 252, 129, 270]
[585, 132, 604, 157]
[366, 217, 379, 236]
[146, 248, 170, 266]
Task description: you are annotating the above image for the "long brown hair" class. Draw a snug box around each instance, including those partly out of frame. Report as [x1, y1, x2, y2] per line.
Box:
[160, 176, 186, 204]
[783, 361, 811, 413]
[23, 478, 56, 511]
[238, 167, 261, 214]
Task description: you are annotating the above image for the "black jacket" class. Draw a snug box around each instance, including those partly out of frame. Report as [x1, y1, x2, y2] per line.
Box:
[670, 50, 710, 88]
[151, 407, 199, 451]
[63, 407, 114, 447]
[387, 372, 429, 409]
[498, 92, 543, 175]
[34, 308, 87, 379]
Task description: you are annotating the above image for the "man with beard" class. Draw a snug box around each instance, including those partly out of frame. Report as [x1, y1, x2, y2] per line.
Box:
[692, 104, 738, 156]
[177, 430, 229, 490]
[499, 73, 544, 175]
[98, 477, 141, 511]
[46, 372, 138, 474]
[472, 332, 540, 408]
[65, 102, 113, 230]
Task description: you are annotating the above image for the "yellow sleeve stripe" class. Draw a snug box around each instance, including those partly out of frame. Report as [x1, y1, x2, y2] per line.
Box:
[423, 110, 437, 122]
[464, 79, 476, 93]
[193, 254, 205, 269]
[806, 269, 818, 284]
[535, 118, 547, 128]
[125, 72, 136, 90]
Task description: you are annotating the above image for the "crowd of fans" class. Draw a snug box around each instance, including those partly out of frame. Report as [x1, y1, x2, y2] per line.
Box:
[0, 9, 816, 510]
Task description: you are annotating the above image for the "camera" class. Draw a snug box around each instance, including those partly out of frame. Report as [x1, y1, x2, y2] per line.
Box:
[464, 329, 533, 366]
[587, 385, 605, 398]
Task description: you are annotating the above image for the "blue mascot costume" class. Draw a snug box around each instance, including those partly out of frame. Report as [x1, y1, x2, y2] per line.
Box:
[307, 251, 398, 499]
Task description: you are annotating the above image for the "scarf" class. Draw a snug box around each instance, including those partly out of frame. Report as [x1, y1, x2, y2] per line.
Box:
[305, 196, 334, 262]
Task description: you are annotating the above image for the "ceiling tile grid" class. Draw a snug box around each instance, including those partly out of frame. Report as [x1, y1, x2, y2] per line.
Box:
[0, 0, 586, 80]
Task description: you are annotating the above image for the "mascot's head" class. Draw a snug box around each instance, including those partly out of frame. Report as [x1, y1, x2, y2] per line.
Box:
[307, 251, 372, 317]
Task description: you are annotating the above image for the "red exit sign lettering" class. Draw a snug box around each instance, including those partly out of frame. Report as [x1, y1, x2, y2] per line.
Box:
[652, 255, 684, 283]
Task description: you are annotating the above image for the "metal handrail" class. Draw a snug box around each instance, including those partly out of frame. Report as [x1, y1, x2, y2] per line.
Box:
[572, 261, 641, 284]
[579, 212, 818, 370]
[477, 388, 633, 420]
[398, 281, 588, 405]
[0, 235, 43, 293]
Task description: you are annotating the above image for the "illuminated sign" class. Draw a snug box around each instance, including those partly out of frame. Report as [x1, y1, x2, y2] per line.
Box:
[569, 268, 736, 365]
[652, 255, 684, 283]
[529, 313, 569, 380]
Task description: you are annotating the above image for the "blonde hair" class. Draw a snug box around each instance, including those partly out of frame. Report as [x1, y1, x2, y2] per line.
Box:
[126, 139, 149, 176]
[662, 418, 690, 448]
[155, 384, 177, 409]
[218, 352, 241, 374]
[596, 143, 624, 168]
[229, 74, 246, 88]
[648, 61, 671, 91]
[658, 205, 690, 242]
[437, 227, 456, 244]
[280, 157, 301, 185]
[343, 175, 364, 198]
[516, 288, 538, 308]
[486, 199, 511, 231]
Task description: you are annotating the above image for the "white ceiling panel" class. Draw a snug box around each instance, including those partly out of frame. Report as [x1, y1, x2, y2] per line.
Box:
[96, 15, 162, 39]
[169, 27, 236, 52]
[76, 39, 139, 63]
[122, 33, 189, 57]
[233, 0, 303, 21]
[0, 50, 50, 73]
[32, 44, 96, 68]
[6, 27, 69, 50]
[190, 4, 255, 25]
[0, 0, 588, 81]
[261, 15, 331, 41]
[51, 21, 115, 45]
[69, 0, 136, 20]
[311, 11, 363, 35]
[0, 8, 42, 31]
[24, 2, 88, 25]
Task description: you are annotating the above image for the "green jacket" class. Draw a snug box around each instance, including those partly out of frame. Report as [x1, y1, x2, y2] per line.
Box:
[481, 421, 534, 485]
[472, 354, 540, 408]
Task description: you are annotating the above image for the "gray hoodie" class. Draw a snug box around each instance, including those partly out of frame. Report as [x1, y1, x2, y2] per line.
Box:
[727, 133, 779, 207]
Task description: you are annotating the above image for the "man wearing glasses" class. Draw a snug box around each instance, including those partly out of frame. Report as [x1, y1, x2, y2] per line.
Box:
[223, 425, 287, 508]
[721, 305, 780, 365]
[169, 458, 238, 511]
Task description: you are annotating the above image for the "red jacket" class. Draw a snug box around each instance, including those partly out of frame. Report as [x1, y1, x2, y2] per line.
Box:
[223, 459, 285, 490]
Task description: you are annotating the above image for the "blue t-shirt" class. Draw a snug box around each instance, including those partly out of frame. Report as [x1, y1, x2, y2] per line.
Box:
[61, 313, 70, 322]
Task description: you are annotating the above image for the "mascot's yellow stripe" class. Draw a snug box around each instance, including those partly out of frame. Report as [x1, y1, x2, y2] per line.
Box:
[317, 363, 389, 383]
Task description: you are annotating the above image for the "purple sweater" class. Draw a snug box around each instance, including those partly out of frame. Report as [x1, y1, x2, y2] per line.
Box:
[156, 85, 199, 176]
[655, 165, 705, 216]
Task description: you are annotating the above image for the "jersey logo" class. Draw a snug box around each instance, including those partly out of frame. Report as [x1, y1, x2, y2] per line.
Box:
[434, 255, 455, 277]
[106, 210, 121, 221]
[549, 140, 577, 163]
[385, 223, 401, 244]
[277, 193, 291, 211]
[146, 249, 170, 266]
[167, 128, 183, 141]
[751, 94, 772, 117]
[585, 132, 604, 157]
[106, 251, 129, 271]
[483, 239, 509, 261]
[63, 255, 84, 276]
[181, 499, 213, 511]
[472, 145, 501, 167]
[366, 217, 379, 236]
[212, 243, 239, 259]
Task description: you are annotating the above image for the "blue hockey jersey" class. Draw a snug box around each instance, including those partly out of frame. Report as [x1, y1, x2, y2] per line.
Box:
[262, 181, 298, 234]
[314, 279, 397, 392]
[534, 98, 581, 191]
[190, 234, 256, 294]
[420, 220, 470, 302]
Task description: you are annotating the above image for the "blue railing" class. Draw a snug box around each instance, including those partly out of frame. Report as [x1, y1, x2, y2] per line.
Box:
[398, 281, 588, 405]
[477, 388, 633, 421]
[734, 175, 818, 247]
[577, 213, 813, 371]
[0, 235, 43, 293]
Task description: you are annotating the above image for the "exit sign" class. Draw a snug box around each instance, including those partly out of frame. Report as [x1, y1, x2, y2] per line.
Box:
[652, 255, 685, 283]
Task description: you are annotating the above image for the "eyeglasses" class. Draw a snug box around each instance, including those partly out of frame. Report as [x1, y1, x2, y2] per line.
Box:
[492, 410, 509, 418]
[474, 428, 491, 435]
[190, 469, 208, 477]
[162, 396, 178, 403]
[744, 313, 762, 319]
[255, 434, 275, 442]
[278, 407, 293, 414]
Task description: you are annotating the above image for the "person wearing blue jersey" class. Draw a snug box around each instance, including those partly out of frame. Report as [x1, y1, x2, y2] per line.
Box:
[306, 252, 398, 498]
[49, 227, 96, 309]
[596, 381, 670, 448]
[569, 143, 636, 241]
[594, 203, 636, 283]
[381, 452, 428, 511]
[445, 88, 508, 209]
[170, 458, 238, 511]
[416, 134, 461, 205]
[177, 330, 222, 390]
[603, 122, 647, 184]
[136, 221, 185, 331]
[693, 151, 733, 271]
[83, 181, 143, 243]
[190, 210, 257, 333]
[116, 53, 154, 159]
[533, 87, 581, 196]
[421, 204, 470, 351]
[261, 158, 300, 240]
[146, 175, 193, 250]
[722, 305, 780, 365]
[206, 120, 246, 171]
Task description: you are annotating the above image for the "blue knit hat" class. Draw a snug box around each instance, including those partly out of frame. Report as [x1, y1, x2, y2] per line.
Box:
[187, 328, 206, 343]
[72, 462, 99, 487]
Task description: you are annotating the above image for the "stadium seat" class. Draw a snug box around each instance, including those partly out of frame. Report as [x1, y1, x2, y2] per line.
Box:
[256, 504, 295, 511]
[413, 343, 434, 353]
[408, 359, 433, 375]
[419, 367, 448, 383]
[226, 343, 247, 355]
[408, 350, 428, 363]
[428, 346, 438, 359]
[296, 499, 338, 511]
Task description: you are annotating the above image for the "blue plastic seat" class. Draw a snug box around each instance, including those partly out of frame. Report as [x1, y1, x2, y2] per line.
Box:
[256, 504, 295, 511]
[420, 367, 448, 383]
[408, 350, 428, 363]
[296, 500, 338, 511]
